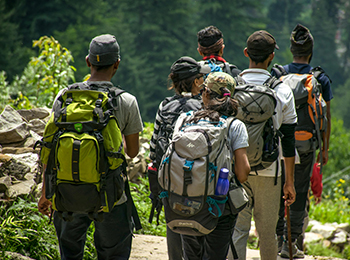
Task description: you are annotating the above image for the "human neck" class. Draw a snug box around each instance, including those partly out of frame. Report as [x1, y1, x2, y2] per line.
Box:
[88, 69, 115, 82]
[292, 56, 310, 64]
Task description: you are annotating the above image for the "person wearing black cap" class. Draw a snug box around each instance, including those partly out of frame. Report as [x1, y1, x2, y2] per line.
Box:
[228, 30, 297, 260]
[148, 56, 211, 260]
[272, 24, 333, 258]
[38, 34, 143, 259]
[197, 25, 241, 77]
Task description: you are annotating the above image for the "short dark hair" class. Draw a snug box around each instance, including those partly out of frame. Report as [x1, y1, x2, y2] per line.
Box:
[168, 73, 201, 94]
[246, 51, 271, 64]
[91, 64, 114, 71]
[197, 26, 223, 47]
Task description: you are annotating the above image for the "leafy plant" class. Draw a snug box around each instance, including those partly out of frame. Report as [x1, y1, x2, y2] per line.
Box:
[309, 179, 350, 224]
[0, 198, 59, 259]
[0, 36, 75, 111]
[131, 177, 167, 237]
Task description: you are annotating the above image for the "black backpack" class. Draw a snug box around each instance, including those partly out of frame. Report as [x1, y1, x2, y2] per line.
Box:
[148, 95, 202, 225]
[154, 95, 202, 168]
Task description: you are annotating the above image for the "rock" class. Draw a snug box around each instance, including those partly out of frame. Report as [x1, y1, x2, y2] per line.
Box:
[0, 176, 11, 198]
[336, 223, 350, 233]
[310, 223, 336, 240]
[0, 105, 30, 144]
[1, 147, 39, 154]
[323, 239, 332, 248]
[331, 230, 348, 245]
[17, 107, 50, 121]
[9, 152, 40, 173]
[8, 173, 36, 198]
[304, 232, 324, 244]
[0, 157, 31, 180]
[28, 119, 46, 136]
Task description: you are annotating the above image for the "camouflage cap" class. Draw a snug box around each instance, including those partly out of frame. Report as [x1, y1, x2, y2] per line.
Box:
[201, 72, 236, 96]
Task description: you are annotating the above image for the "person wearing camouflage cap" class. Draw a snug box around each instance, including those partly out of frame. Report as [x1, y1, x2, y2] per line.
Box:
[148, 56, 210, 260]
[38, 34, 143, 259]
[271, 24, 333, 258]
[228, 30, 298, 260]
[181, 71, 250, 260]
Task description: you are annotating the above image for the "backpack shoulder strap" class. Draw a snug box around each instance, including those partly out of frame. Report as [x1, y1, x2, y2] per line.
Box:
[234, 75, 245, 86]
[264, 76, 282, 89]
[108, 86, 126, 111]
[310, 66, 332, 83]
[271, 64, 288, 79]
[161, 95, 180, 107]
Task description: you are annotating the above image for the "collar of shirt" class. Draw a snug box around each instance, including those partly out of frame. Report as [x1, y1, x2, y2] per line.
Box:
[239, 68, 271, 85]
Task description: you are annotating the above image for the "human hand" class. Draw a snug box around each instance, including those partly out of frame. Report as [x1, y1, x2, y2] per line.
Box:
[283, 182, 296, 207]
[38, 196, 52, 217]
[314, 195, 322, 205]
[317, 150, 328, 165]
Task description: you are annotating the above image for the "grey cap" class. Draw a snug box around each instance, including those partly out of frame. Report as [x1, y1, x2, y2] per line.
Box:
[88, 34, 120, 66]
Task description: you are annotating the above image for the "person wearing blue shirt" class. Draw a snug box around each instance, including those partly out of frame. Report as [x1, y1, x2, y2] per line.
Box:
[271, 24, 333, 258]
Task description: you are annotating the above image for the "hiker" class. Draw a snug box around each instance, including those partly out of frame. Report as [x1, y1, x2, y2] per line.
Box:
[197, 25, 241, 77]
[271, 24, 333, 258]
[172, 72, 250, 260]
[229, 30, 297, 260]
[37, 34, 143, 260]
[148, 56, 211, 260]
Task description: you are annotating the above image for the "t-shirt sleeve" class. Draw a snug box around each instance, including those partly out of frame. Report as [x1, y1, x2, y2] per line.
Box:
[275, 82, 298, 125]
[115, 93, 143, 136]
[318, 74, 333, 102]
[228, 119, 249, 154]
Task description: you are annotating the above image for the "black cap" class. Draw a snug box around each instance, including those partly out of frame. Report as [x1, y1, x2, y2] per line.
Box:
[247, 30, 279, 56]
[290, 24, 314, 56]
[88, 34, 120, 66]
[170, 56, 211, 82]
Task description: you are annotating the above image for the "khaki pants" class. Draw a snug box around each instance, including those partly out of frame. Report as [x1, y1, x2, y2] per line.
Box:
[228, 175, 281, 260]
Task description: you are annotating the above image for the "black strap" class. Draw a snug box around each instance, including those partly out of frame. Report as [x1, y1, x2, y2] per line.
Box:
[125, 179, 142, 231]
[264, 76, 282, 90]
[72, 139, 81, 182]
[230, 229, 239, 259]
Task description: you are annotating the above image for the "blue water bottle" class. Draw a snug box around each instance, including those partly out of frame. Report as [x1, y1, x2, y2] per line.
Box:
[215, 168, 230, 195]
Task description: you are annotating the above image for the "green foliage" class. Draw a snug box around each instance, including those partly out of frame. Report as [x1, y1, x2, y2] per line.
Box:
[322, 117, 350, 194]
[0, 198, 59, 259]
[0, 71, 9, 110]
[130, 177, 167, 237]
[332, 79, 350, 129]
[305, 242, 343, 258]
[309, 179, 350, 224]
[0, 36, 75, 111]
[141, 122, 154, 141]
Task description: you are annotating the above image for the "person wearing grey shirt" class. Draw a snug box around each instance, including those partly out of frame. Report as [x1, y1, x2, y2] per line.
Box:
[38, 34, 143, 260]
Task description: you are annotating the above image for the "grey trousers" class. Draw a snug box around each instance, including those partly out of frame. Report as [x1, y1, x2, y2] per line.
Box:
[229, 175, 281, 260]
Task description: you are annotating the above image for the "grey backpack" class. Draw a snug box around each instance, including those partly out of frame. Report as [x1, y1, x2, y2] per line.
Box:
[233, 76, 282, 173]
[158, 111, 235, 236]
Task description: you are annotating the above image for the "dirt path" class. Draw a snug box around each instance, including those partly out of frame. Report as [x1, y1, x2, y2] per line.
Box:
[130, 234, 346, 260]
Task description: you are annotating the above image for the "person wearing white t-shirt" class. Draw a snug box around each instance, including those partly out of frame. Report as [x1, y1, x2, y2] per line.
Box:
[228, 30, 297, 260]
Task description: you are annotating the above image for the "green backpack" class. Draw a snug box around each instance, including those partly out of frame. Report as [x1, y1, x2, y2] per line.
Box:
[37, 82, 127, 221]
